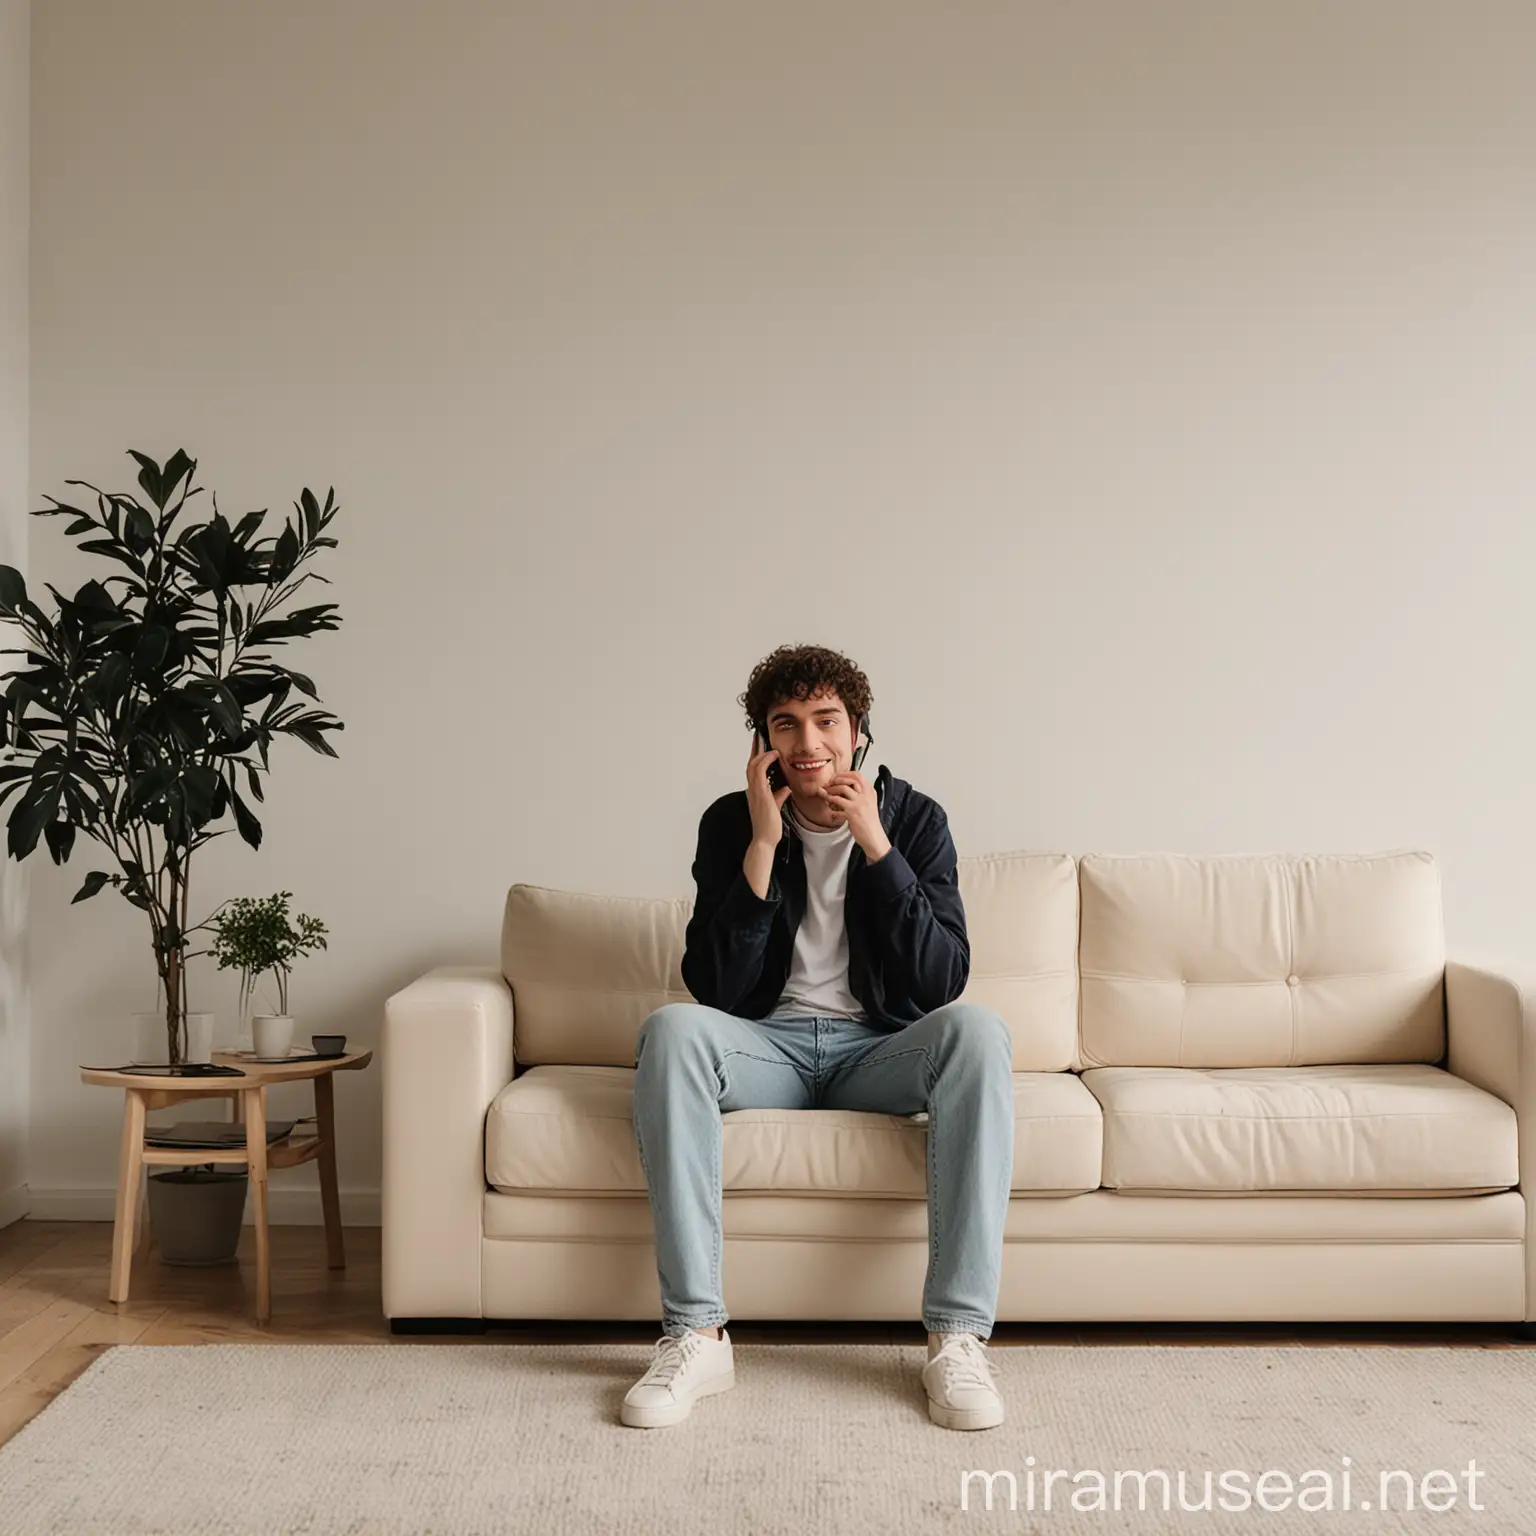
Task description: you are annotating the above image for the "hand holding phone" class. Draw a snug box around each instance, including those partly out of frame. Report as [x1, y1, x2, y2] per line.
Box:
[747, 726, 793, 845]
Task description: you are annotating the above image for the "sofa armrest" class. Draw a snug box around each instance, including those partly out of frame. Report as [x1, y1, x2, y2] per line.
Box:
[1445, 957, 1536, 1321]
[382, 965, 514, 1318]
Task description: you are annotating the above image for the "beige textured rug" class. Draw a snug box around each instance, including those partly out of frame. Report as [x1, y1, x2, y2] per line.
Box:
[1, 1342, 1534, 1533]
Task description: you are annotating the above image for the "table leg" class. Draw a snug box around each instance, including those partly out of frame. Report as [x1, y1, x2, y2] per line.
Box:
[134, 1161, 153, 1259]
[314, 1071, 345, 1270]
[110, 1090, 147, 1303]
[243, 1085, 271, 1322]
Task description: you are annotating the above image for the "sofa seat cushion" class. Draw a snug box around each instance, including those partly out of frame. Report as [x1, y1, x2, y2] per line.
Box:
[485, 1065, 1103, 1197]
[1080, 1063, 1518, 1195]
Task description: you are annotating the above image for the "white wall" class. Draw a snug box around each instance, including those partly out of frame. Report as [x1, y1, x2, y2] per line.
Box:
[22, 1, 1536, 1223]
[0, 0, 30, 1230]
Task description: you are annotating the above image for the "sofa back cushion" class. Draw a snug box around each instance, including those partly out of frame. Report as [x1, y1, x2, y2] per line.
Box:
[1077, 850, 1445, 1068]
[500, 850, 1078, 1070]
[501, 885, 689, 1067]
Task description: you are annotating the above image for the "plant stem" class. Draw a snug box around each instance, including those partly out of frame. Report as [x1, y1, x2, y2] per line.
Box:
[180, 859, 191, 1058]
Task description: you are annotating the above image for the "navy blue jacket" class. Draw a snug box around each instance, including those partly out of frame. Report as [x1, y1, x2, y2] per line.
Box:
[680, 763, 970, 1027]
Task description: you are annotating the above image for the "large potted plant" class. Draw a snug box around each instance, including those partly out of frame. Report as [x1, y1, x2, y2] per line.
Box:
[0, 448, 344, 1063]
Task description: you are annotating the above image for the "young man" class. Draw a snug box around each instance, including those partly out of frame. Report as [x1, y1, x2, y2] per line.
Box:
[622, 645, 1015, 1431]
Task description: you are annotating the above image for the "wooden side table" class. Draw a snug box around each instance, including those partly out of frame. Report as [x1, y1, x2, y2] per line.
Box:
[79, 1047, 373, 1322]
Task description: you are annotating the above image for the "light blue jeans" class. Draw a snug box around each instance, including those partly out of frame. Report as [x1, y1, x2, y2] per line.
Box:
[632, 1000, 1015, 1339]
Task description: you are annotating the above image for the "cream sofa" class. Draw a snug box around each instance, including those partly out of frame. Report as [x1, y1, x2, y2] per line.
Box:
[381, 850, 1536, 1336]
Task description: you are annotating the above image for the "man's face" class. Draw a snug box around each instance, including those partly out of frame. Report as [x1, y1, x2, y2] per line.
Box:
[764, 690, 857, 806]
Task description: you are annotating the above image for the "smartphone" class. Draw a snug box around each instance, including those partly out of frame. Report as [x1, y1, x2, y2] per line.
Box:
[850, 711, 872, 773]
[756, 724, 788, 791]
[757, 713, 873, 789]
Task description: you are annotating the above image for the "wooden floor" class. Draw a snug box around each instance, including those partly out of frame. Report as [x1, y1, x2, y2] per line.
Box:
[1, 1217, 1529, 1448]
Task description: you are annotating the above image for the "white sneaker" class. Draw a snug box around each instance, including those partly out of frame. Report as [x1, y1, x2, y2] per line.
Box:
[620, 1328, 735, 1428]
[922, 1333, 1004, 1430]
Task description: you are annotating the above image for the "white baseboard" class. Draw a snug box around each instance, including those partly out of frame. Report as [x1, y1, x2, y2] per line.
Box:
[24, 1185, 381, 1227]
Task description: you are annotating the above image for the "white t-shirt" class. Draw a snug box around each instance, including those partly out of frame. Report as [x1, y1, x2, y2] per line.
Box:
[765, 800, 870, 1022]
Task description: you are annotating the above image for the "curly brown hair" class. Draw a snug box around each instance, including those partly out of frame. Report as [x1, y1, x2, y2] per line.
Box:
[738, 644, 873, 735]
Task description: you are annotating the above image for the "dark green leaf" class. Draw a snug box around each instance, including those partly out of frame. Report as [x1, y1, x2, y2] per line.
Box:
[0, 566, 26, 610]
[132, 626, 170, 677]
[9, 777, 61, 859]
[287, 721, 341, 758]
[184, 532, 226, 592]
[124, 503, 156, 544]
[71, 870, 114, 903]
[86, 653, 132, 709]
[233, 509, 266, 545]
[225, 671, 279, 707]
[75, 538, 144, 571]
[272, 666, 318, 701]
[73, 579, 120, 614]
[230, 783, 262, 849]
[245, 603, 339, 646]
[207, 679, 243, 738]
[181, 763, 221, 823]
[160, 450, 195, 508]
[151, 690, 206, 752]
[274, 524, 299, 580]
[127, 451, 169, 510]
[123, 762, 176, 816]
[34, 496, 91, 519]
[300, 487, 319, 539]
[44, 818, 75, 863]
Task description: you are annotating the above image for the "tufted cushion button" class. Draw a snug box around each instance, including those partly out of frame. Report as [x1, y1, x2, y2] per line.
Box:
[1287, 974, 1300, 986]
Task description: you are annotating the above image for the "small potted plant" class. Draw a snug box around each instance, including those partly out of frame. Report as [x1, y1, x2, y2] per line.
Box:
[203, 891, 328, 1058]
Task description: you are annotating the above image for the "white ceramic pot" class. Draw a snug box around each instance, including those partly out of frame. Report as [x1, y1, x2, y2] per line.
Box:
[251, 1014, 296, 1059]
[131, 1011, 216, 1066]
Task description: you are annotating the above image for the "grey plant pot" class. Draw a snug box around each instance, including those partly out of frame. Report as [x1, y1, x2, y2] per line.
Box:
[146, 1168, 249, 1266]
